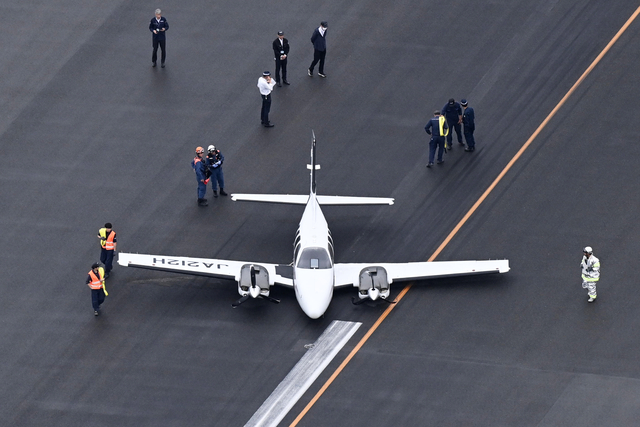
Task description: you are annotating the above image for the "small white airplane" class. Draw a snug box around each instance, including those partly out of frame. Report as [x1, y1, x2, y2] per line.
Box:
[118, 133, 509, 319]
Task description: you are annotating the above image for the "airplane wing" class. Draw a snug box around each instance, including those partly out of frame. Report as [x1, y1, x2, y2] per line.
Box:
[333, 260, 509, 288]
[117, 253, 294, 287]
[231, 194, 394, 206]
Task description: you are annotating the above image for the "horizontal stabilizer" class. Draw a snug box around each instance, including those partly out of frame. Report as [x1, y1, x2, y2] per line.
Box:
[316, 195, 394, 206]
[231, 194, 394, 206]
[231, 194, 309, 204]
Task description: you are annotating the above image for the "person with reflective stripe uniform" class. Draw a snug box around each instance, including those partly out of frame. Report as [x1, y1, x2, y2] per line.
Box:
[86, 263, 107, 315]
[424, 111, 449, 167]
[97, 222, 117, 277]
[581, 246, 600, 303]
[206, 145, 227, 198]
[191, 146, 208, 206]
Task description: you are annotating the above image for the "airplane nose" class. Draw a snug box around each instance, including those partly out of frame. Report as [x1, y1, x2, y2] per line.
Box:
[301, 303, 327, 320]
[297, 285, 332, 319]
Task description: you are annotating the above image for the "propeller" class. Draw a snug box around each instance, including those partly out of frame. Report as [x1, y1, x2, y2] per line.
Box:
[232, 265, 280, 307]
[351, 295, 396, 305]
[232, 294, 250, 308]
[352, 270, 396, 305]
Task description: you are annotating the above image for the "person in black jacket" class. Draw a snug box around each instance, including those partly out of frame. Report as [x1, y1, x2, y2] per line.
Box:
[424, 111, 449, 167]
[149, 9, 169, 68]
[308, 21, 328, 77]
[461, 99, 476, 152]
[441, 98, 463, 149]
[273, 31, 290, 87]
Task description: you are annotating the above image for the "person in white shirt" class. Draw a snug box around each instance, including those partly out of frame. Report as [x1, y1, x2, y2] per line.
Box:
[257, 71, 277, 127]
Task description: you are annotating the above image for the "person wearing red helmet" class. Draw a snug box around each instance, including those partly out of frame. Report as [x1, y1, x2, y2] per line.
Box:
[191, 146, 208, 206]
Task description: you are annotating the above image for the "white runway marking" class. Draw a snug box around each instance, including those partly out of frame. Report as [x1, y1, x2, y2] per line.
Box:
[244, 320, 361, 427]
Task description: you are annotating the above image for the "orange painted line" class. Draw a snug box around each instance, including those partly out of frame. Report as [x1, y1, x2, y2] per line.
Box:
[288, 6, 640, 426]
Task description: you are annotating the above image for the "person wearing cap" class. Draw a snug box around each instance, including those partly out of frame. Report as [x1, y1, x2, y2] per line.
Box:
[206, 145, 227, 198]
[272, 31, 290, 87]
[86, 262, 107, 316]
[257, 71, 277, 127]
[461, 99, 476, 152]
[581, 246, 600, 303]
[308, 21, 328, 77]
[424, 111, 449, 167]
[97, 223, 117, 277]
[191, 146, 208, 206]
[149, 8, 169, 68]
[441, 98, 463, 150]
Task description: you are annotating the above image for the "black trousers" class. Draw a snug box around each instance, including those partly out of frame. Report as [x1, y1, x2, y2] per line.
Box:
[91, 288, 105, 311]
[309, 49, 326, 74]
[100, 248, 114, 275]
[152, 39, 166, 64]
[275, 58, 287, 82]
[446, 120, 462, 144]
[261, 94, 272, 124]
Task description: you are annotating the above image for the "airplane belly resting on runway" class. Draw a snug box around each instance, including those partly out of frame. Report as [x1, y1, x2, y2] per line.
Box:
[116, 134, 510, 319]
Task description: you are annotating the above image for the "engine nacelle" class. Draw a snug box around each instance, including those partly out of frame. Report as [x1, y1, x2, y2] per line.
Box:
[238, 264, 271, 299]
[357, 267, 390, 300]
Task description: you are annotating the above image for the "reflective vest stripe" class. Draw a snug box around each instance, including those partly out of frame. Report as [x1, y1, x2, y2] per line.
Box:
[89, 270, 104, 289]
[104, 230, 115, 250]
[438, 116, 449, 137]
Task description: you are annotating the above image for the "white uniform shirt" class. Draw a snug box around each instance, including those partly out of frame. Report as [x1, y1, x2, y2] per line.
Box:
[257, 77, 276, 95]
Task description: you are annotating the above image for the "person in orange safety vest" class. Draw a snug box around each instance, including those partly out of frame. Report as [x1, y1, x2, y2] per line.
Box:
[86, 262, 107, 316]
[97, 222, 117, 277]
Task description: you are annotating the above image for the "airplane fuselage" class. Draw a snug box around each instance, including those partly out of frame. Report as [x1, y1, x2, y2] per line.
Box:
[292, 194, 335, 319]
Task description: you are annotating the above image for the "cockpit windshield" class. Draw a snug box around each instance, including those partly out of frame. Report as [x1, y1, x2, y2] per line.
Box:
[297, 247, 332, 269]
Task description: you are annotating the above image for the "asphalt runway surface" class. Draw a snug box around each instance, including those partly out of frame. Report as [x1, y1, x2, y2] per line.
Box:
[1, 0, 640, 426]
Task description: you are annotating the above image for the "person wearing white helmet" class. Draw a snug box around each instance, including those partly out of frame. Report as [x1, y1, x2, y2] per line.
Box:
[581, 246, 600, 303]
[206, 145, 227, 198]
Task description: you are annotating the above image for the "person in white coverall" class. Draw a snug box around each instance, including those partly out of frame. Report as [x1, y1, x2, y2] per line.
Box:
[581, 246, 600, 303]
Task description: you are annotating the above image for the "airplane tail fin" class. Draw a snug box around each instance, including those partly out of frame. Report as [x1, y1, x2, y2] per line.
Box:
[308, 130, 319, 195]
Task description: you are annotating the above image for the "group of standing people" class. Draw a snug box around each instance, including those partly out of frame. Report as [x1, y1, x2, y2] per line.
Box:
[85, 223, 117, 316]
[149, 10, 604, 304]
[257, 21, 329, 127]
[424, 98, 475, 167]
[191, 145, 227, 206]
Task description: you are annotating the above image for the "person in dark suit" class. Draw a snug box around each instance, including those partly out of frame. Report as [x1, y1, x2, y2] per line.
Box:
[441, 98, 463, 149]
[308, 21, 328, 77]
[461, 99, 476, 152]
[273, 31, 290, 87]
[149, 9, 169, 68]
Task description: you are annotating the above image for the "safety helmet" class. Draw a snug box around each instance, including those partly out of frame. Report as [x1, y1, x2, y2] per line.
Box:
[91, 262, 101, 269]
[195, 146, 204, 154]
[208, 145, 216, 152]
[583, 246, 593, 254]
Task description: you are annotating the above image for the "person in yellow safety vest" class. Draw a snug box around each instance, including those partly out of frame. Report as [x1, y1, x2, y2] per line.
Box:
[86, 262, 108, 316]
[97, 222, 117, 277]
[424, 110, 449, 168]
[581, 246, 600, 303]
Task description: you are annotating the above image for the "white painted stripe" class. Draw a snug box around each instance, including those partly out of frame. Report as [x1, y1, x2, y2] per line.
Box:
[244, 320, 361, 427]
